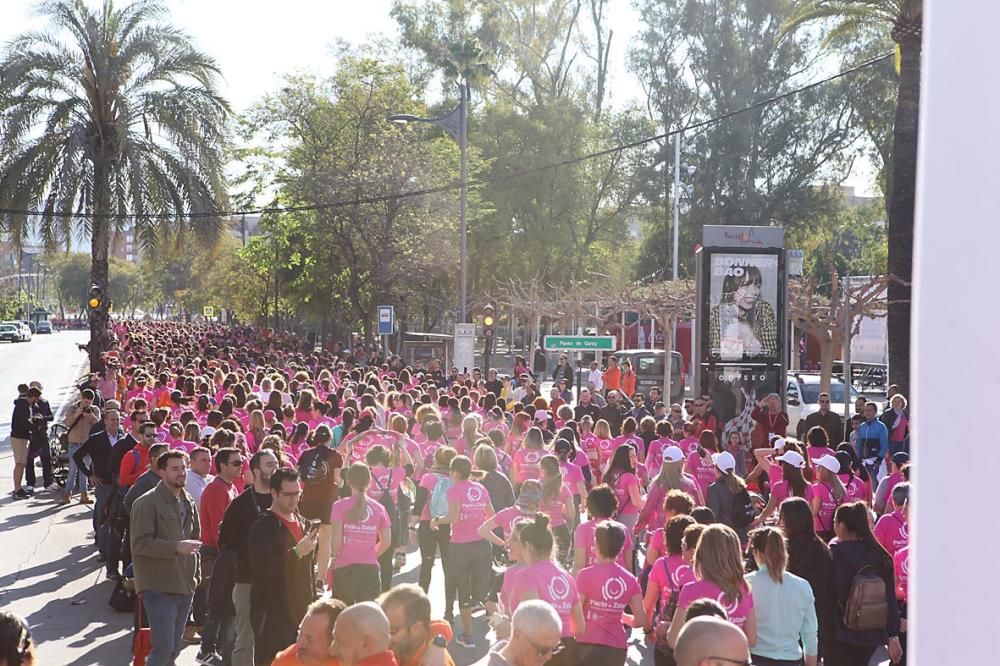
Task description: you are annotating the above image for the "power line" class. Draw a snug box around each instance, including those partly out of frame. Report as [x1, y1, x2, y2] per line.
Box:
[0, 52, 893, 221]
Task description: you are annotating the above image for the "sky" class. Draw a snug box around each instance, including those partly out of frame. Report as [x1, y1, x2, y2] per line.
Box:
[0, 0, 873, 197]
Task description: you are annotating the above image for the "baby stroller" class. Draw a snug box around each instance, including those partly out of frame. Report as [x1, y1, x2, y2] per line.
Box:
[49, 423, 70, 487]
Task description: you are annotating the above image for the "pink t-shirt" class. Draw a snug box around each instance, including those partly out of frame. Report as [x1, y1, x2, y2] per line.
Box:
[574, 518, 633, 569]
[610, 472, 640, 516]
[560, 462, 585, 494]
[367, 467, 407, 502]
[686, 452, 717, 500]
[677, 580, 754, 629]
[508, 561, 580, 638]
[648, 554, 696, 609]
[811, 482, 842, 533]
[644, 438, 676, 471]
[513, 448, 544, 484]
[874, 511, 909, 557]
[594, 439, 616, 469]
[493, 506, 532, 539]
[499, 562, 525, 613]
[348, 431, 396, 464]
[840, 474, 870, 505]
[575, 562, 642, 649]
[540, 484, 574, 528]
[447, 479, 492, 543]
[417, 473, 446, 521]
[893, 545, 909, 601]
[329, 496, 390, 569]
[806, 446, 837, 461]
[770, 480, 814, 506]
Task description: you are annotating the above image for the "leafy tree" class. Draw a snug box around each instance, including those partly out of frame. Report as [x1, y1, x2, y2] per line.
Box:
[630, 0, 874, 279]
[0, 0, 229, 370]
[782, 0, 922, 393]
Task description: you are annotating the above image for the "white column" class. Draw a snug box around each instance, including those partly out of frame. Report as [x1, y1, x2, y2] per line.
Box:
[912, 1, 1000, 663]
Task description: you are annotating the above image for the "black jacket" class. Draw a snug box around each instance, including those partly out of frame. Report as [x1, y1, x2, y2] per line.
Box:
[481, 470, 515, 513]
[574, 402, 600, 423]
[597, 403, 627, 436]
[72, 429, 125, 484]
[829, 540, 900, 645]
[787, 535, 835, 640]
[30, 398, 53, 444]
[108, 433, 140, 484]
[247, 511, 315, 626]
[10, 397, 32, 439]
[551, 362, 574, 385]
[219, 487, 273, 583]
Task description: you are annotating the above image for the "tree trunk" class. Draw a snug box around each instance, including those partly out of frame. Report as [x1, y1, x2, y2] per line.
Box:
[818, 336, 836, 394]
[89, 161, 111, 373]
[886, 33, 922, 395]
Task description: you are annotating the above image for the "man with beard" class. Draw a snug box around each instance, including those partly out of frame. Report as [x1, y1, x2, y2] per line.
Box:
[379, 584, 454, 666]
[219, 451, 278, 666]
[130, 451, 202, 666]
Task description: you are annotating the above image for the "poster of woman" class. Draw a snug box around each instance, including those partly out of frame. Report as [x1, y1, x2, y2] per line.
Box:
[707, 253, 780, 361]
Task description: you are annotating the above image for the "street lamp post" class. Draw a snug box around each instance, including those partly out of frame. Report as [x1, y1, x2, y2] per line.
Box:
[390, 83, 469, 322]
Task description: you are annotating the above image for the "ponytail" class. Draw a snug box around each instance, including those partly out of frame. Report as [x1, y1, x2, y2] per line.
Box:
[518, 512, 554, 558]
[345, 463, 372, 523]
[540, 455, 563, 502]
[750, 526, 788, 582]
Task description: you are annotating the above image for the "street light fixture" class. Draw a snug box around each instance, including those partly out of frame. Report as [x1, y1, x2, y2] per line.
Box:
[389, 84, 470, 322]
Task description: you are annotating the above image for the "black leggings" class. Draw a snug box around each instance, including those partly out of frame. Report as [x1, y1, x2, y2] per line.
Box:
[417, 520, 456, 616]
[332, 564, 381, 605]
[579, 643, 627, 666]
[823, 640, 876, 666]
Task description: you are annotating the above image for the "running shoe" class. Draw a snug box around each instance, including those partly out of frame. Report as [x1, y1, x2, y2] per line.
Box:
[12, 488, 30, 500]
[195, 650, 222, 666]
[454, 634, 475, 649]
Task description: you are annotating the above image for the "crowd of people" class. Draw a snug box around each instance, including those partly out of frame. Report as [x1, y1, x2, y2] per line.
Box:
[5, 320, 911, 666]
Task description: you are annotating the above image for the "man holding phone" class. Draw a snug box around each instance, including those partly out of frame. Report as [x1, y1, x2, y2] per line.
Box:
[249, 468, 318, 665]
[130, 450, 203, 666]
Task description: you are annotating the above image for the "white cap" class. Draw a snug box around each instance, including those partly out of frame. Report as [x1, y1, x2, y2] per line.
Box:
[712, 451, 737, 473]
[534, 410, 549, 422]
[771, 436, 786, 451]
[663, 445, 685, 463]
[201, 426, 217, 439]
[775, 450, 805, 469]
[812, 454, 840, 474]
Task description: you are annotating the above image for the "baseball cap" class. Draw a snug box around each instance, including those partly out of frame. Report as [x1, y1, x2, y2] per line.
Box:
[201, 426, 217, 439]
[775, 450, 806, 469]
[812, 454, 840, 474]
[772, 436, 787, 451]
[534, 410, 549, 422]
[663, 445, 685, 463]
[516, 480, 543, 512]
[712, 451, 737, 473]
[891, 451, 910, 465]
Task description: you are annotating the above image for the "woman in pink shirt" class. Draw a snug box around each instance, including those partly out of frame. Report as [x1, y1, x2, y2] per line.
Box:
[539, 454, 575, 565]
[591, 419, 616, 482]
[572, 485, 633, 575]
[576, 521, 645, 666]
[642, 516, 698, 644]
[604, 444, 645, 533]
[685, 437, 719, 502]
[754, 448, 814, 526]
[811, 454, 848, 541]
[636, 445, 703, 535]
[505, 412, 531, 454]
[512, 426, 546, 488]
[644, 420, 677, 471]
[365, 442, 414, 585]
[430, 455, 494, 648]
[507, 514, 586, 665]
[329, 462, 392, 604]
[666, 524, 757, 647]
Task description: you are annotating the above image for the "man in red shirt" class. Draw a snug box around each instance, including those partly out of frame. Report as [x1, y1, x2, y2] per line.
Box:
[118, 420, 156, 487]
[329, 602, 399, 666]
[751, 393, 790, 450]
[196, 447, 242, 664]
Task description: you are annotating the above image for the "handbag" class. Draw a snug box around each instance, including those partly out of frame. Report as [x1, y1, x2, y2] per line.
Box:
[109, 576, 136, 613]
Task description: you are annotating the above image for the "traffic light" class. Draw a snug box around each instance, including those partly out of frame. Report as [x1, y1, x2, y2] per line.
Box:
[87, 285, 103, 317]
[482, 304, 496, 373]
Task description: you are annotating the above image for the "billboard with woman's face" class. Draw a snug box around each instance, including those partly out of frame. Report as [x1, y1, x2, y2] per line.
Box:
[703, 250, 783, 363]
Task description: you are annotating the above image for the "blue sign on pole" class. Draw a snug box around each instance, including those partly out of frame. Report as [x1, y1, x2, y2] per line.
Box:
[377, 305, 394, 336]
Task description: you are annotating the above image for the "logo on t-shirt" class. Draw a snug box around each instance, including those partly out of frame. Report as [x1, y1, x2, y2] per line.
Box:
[548, 575, 571, 601]
[672, 564, 692, 588]
[363, 502, 375, 523]
[525, 451, 540, 464]
[898, 521, 909, 539]
[601, 576, 627, 601]
[900, 555, 910, 576]
[716, 590, 739, 616]
[467, 485, 484, 503]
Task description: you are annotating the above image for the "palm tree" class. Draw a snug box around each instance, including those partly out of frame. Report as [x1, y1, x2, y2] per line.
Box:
[0, 0, 229, 370]
[782, 0, 922, 394]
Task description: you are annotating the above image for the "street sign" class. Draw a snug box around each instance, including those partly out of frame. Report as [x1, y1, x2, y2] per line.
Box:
[377, 305, 394, 336]
[453, 323, 476, 373]
[203, 306, 214, 318]
[544, 335, 616, 351]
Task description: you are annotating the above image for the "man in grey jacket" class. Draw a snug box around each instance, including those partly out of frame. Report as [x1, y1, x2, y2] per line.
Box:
[130, 450, 201, 666]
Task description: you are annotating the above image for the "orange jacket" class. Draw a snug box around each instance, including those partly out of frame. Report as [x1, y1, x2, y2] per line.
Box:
[602, 367, 622, 392]
[620, 370, 637, 399]
[400, 620, 455, 666]
[271, 645, 338, 666]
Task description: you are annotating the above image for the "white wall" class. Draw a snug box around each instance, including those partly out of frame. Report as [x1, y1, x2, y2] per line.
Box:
[911, 1, 1000, 662]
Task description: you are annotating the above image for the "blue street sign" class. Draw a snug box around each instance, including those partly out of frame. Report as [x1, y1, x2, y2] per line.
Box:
[377, 305, 394, 336]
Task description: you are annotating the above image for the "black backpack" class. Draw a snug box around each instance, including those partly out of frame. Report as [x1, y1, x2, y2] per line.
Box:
[298, 447, 330, 485]
[374, 472, 401, 548]
[732, 486, 756, 529]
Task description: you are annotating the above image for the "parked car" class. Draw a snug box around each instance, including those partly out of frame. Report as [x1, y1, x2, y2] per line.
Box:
[612, 349, 686, 404]
[18, 321, 32, 340]
[786, 373, 861, 436]
[2, 321, 25, 341]
[35, 321, 52, 334]
[0, 324, 19, 343]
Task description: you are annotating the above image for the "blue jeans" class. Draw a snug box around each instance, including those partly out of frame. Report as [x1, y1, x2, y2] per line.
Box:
[143, 590, 194, 666]
[93, 483, 115, 556]
[66, 443, 87, 494]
